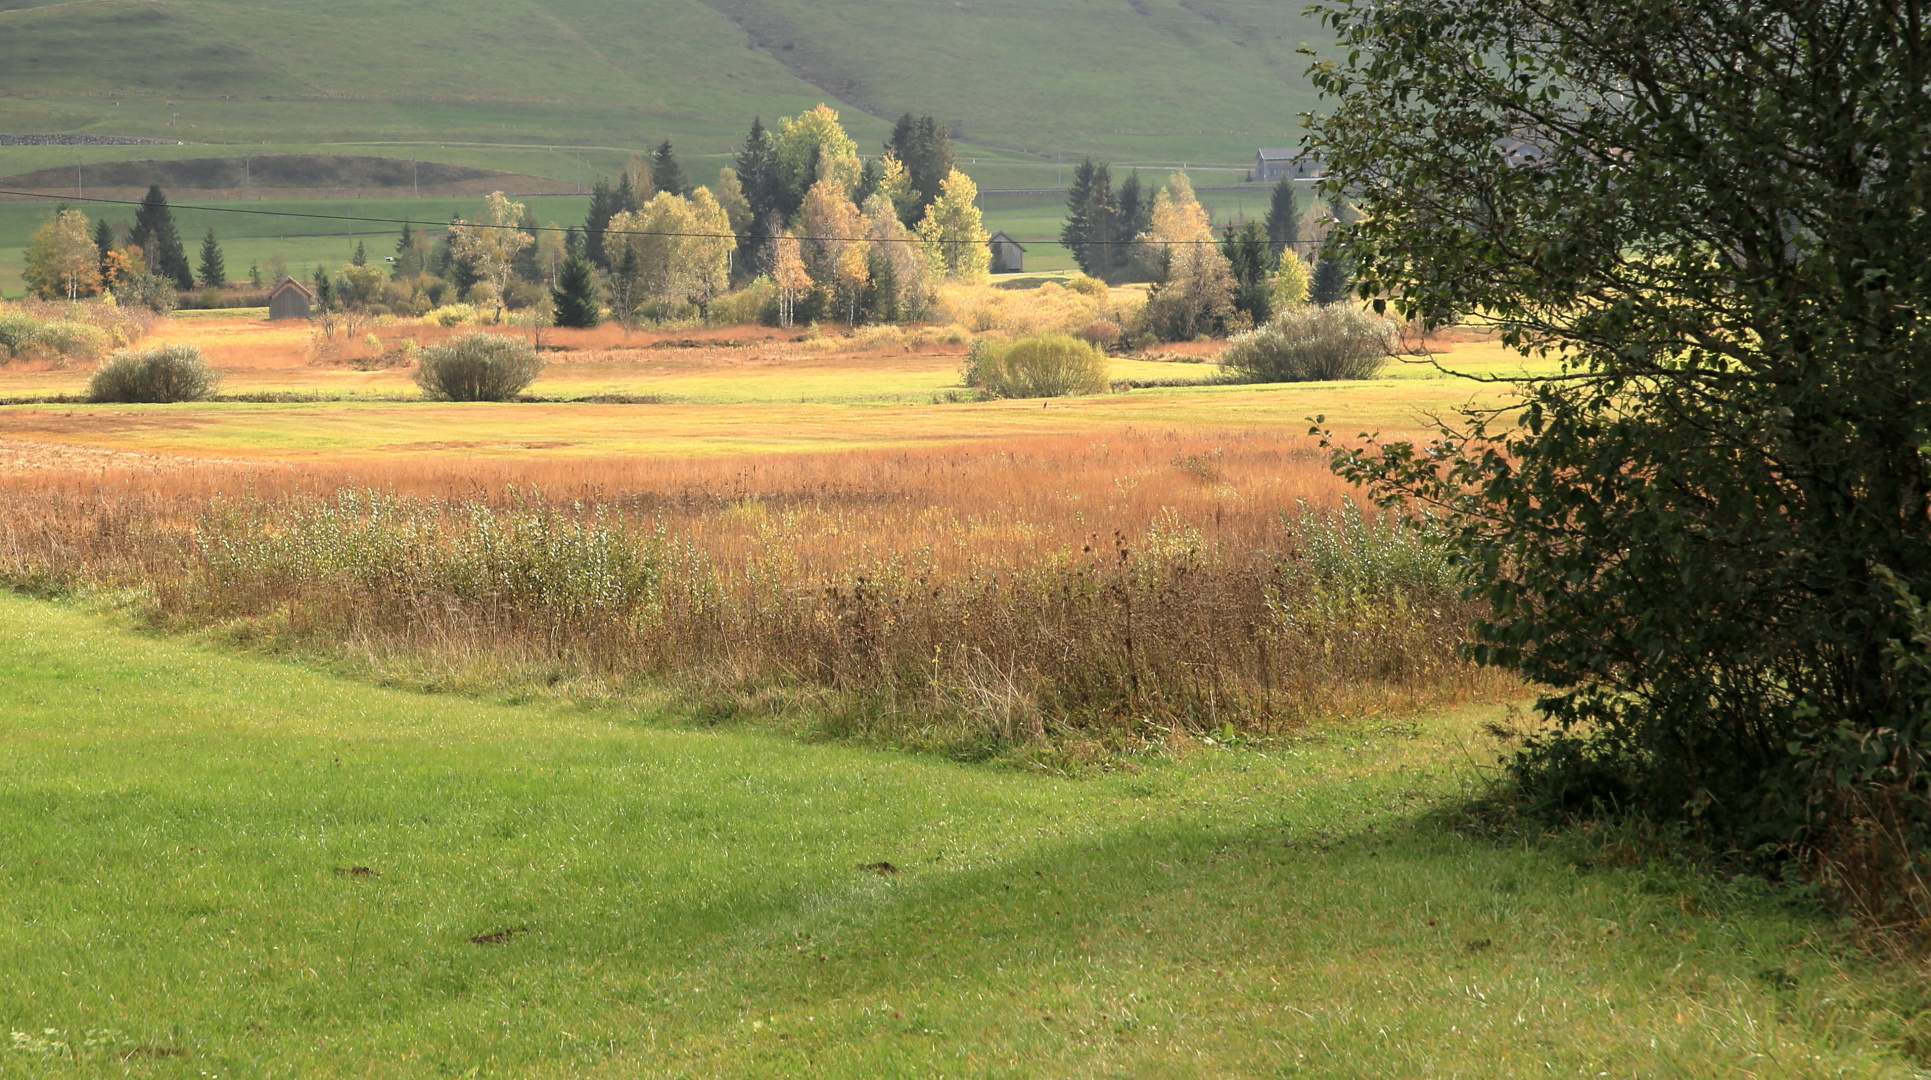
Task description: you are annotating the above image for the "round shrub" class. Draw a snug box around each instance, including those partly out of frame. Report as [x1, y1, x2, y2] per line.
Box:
[1218, 304, 1396, 383]
[413, 332, 544, 402]
[88, 344, 219, 403]
[962, 334, 1110, 398]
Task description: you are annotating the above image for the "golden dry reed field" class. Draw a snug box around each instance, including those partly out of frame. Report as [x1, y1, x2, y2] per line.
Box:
[0, 308, 1526, 763]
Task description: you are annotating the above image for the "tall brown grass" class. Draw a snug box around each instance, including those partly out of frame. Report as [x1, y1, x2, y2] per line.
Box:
[0, 431, 1509, 760]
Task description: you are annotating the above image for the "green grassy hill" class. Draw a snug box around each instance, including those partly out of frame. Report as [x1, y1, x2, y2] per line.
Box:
[0, 0, 1325, 184]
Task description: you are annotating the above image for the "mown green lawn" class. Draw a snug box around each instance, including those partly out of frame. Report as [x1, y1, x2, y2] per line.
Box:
[1, 593, 1925, 1077]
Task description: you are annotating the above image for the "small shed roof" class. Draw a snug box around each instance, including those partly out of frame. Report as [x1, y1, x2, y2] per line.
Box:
[266, 276, 313, 300]
[987, 230, 1026, 250]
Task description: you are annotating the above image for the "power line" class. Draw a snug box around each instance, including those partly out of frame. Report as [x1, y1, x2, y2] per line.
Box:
[0, 187, 1322, 247]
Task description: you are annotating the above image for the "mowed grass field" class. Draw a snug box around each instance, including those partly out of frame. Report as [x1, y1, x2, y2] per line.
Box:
[5, 594, 1929, 1078]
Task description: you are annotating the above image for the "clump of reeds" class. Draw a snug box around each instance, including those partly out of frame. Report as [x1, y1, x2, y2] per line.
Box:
[0, 433, 1509, 758]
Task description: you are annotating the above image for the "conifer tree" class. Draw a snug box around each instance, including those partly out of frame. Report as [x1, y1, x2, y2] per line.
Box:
[92, 217, 115, 261]
[888, 114, 957, 217]
[92, 217, 117, 282]
[1263, 177, 1300, 260]
[1221, 221, 1272, 324]
[584, 178, 620, 268]
[351, 240, 367, 267]
[199, 229, 227, 288]
[394, 223, 429, 277]
[1118, 170, 1152, 242]
[735, 118, 780, 228]
[130, 185, 191, 290]
[550, 227, 601, 328]
[651, 140, 689, 198]
[1060, 158, 1121, 279]
[1309, 254, 1351, 305]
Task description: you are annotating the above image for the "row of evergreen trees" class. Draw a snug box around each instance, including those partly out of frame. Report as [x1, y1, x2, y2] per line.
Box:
[20, 186, 236, 305]
[1062, 161, 1345, 296]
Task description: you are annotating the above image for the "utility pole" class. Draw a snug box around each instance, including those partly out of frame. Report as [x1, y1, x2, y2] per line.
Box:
[76, 157, 81, 199]
[244, 154, 250, 198]
[413, 156, 419, 198]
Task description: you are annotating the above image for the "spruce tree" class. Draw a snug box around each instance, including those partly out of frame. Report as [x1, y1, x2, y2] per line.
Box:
[1060, 159, 1119, 279]
[735, 118, 779, 231]
[130, 185, 191, 290]
[92, 217, 116, 281]
[1309, 254, 1351, 305]
[1118, 170, 1153, 242]
[650, 140, 688, 197]
[888, 114, 956, 216]
[351, 240, 367, 267]
[584, 178, 618, 268]
[91, 217, 115, 261]
[550, 230, 601, 328]
[1221, 220, 1272, 324]
[1263, 178, 1300, 260]
[198, 229, 226, 289]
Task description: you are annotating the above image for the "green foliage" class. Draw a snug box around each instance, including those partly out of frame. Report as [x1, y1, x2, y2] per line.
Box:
[549, 246, 601, 328]
[115, 271, 178, 314]
[887, 113, 957, 221]
[1222, 220, 1274, 325]
[412, 331, 544, 401]
[1219, 305, 1392, 383]
[962, 333, 1108, 398]
[1061, 158, 1122, 281]
[650, 139, 689, 197]
[129, 185, 191, 290]
[1309, 0, 1931, 887]
[1264, 177, 1300, 258]
[1308, 254, 1351, 305]
[88, 343, 218, 403]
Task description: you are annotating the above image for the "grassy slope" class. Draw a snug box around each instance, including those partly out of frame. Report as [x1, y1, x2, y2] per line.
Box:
[0, 0, 1324, 170]
[1, 594, 1925, 1076]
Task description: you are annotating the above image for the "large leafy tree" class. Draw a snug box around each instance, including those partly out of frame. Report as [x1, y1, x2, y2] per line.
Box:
[1308, 0, 1931, 874]
[449, 191, 533, 323]
[23, 207, 101, 300]
[916, 169, 990, 282]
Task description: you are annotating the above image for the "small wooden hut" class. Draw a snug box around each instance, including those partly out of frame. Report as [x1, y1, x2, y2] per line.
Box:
[986, 231, 1026, 274]
[266, 277, 313, 321]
